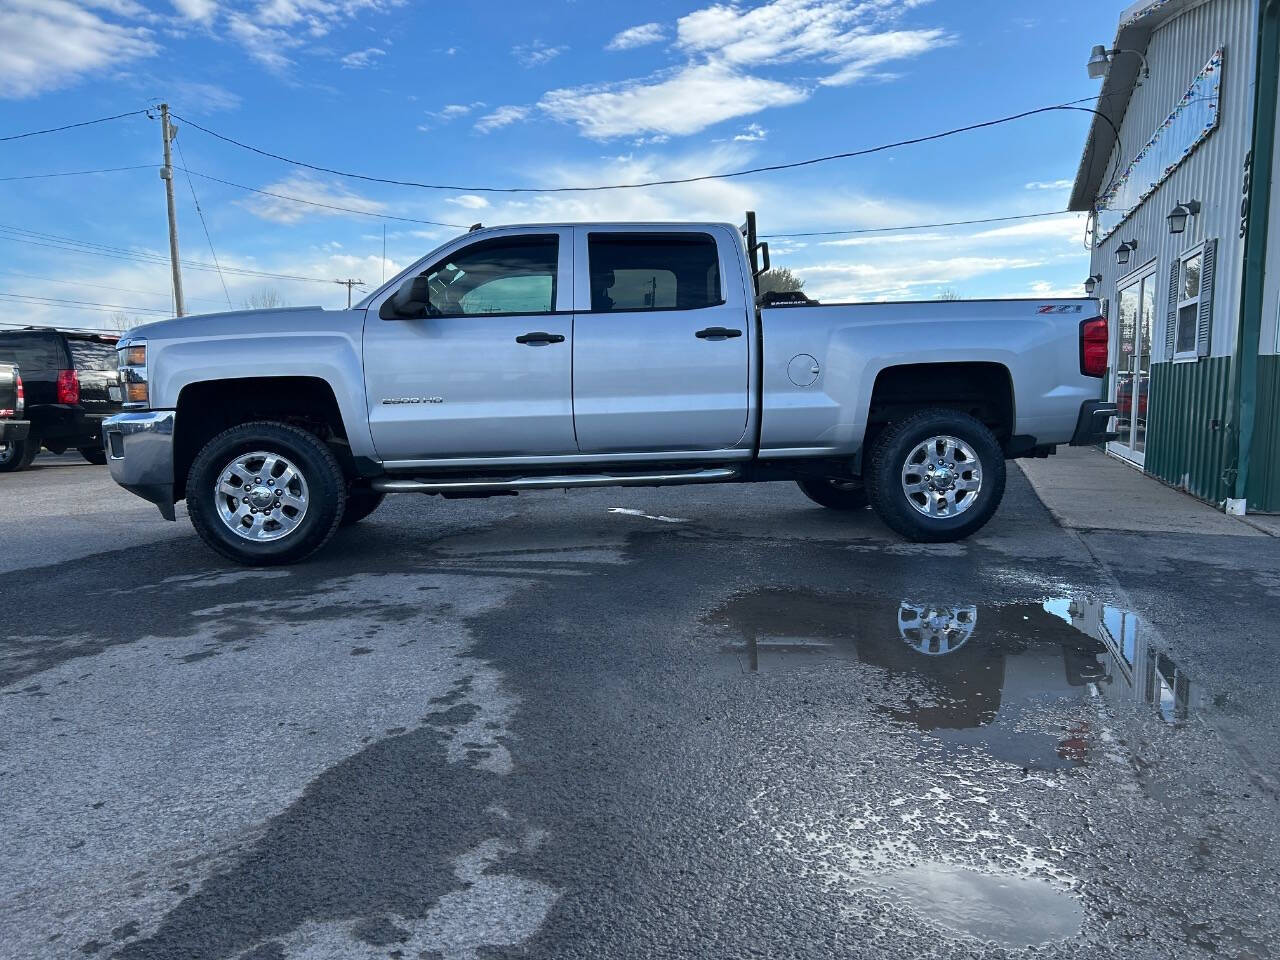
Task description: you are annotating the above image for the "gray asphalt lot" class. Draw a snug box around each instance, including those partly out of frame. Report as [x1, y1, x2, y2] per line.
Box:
[1, 456, 1278, 959]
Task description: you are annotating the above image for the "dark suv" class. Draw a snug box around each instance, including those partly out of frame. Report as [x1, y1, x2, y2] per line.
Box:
[0, 329, 122, 471]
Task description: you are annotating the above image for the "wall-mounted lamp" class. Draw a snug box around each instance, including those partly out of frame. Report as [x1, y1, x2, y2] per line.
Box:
[1087, 45, 1151, 80]
[1166, 200, 1202, 234]
[1084, 274, 1103, 295]
[1116, 240, 1137, 265]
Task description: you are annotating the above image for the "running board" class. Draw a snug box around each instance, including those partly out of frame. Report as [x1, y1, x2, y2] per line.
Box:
[372, 466, 740, 494]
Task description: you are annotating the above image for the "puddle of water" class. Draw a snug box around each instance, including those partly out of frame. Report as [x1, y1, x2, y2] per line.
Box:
[857, 862, 1083, 946]
[708, 589, 1203, 768]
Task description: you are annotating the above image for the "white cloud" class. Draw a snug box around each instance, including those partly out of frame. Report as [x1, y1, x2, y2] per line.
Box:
[418, 102, 484, 130]
[1024, 178, 1075, 191]
[606, 22, 665, 51]
[241, 172, 387, 224]
[533, 0, 946, 140]
[513, 41, 567, 67]
[474, 105, 531, 133]
[225, 0, 405, 72]
[172, 80, 242, 112]
[340, 46, 385, 68]
[170, 0, 217, 22]
[446, 195, 490, 210]
[734, 123, 767, 142]
[0, 0, 158, 98]
[225, 12, 295, 72]
[797, 255, 1047, 301]
[540, 62, 805, 140]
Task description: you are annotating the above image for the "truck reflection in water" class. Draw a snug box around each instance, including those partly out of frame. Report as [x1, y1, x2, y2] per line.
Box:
[713, 590, 1201, 769]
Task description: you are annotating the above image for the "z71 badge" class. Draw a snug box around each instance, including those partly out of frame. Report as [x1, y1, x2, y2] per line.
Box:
[1036, 304, 1084, 314]
[381, 397, 444, 404]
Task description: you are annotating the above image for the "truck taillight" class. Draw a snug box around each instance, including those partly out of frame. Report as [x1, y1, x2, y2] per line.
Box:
[57, 369, 80, 405]
[1081, 317, 1108, 378]
[14, 372, 22, 416]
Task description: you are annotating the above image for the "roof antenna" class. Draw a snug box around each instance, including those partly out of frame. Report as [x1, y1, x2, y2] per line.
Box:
[469, 222, 483, 232]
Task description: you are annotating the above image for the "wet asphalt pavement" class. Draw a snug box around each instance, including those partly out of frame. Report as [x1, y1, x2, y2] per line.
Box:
[2, 456, 1279, 959]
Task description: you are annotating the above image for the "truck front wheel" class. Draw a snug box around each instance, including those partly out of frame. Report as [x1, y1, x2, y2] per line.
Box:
[864, 409, 1005, 543]
[186, 421, 347, 566]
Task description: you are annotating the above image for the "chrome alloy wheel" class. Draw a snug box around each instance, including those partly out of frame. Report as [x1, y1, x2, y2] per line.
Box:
[214, 450, 309, 542]
[900, 435, 982, 518]
[897, 603, 978, 656]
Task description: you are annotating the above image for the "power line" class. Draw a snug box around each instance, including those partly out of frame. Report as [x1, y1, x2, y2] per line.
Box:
[0, 222, 335, 284]
[179, 168, 468, 227]
[0, 109, 148, 143]
[174, 139, 234, 309]
[0, 165, 153, 182]
[170, 97, 1113, 194]
[761, 210, 1079, 239]
[0, 268, 228, 306]
[0, 292, 170, 314]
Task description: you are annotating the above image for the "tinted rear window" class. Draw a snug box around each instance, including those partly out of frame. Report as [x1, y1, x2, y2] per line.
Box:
[0, 334, 67, 372]
[587, 233, 722, 312]
[68, 338, 118, 372]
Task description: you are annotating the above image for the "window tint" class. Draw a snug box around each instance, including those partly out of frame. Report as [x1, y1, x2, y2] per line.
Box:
[0, 333, 67, 372]
[421, 235, 558, 316]
[68, 339, 118, 372]
[588, 233, 721, 312]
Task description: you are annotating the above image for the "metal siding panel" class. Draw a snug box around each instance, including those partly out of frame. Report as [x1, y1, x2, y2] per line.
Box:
[1088, 0, 1257, 361]
[1246, 355, 1280, 510]
[1144, 356, 1231, 500]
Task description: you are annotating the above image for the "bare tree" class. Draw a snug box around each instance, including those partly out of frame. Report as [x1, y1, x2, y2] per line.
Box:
[935, 288, 961, 301]
[242, 288, 286, 310]
[756, 268, 806, 295]
[106, 311, 146, 333]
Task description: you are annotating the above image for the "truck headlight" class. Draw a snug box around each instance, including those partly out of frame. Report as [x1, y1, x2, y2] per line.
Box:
[119, 341, 149, 408]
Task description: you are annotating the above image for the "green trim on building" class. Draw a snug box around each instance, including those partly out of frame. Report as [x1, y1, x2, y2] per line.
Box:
[1144, 357, 1232, 502]
[1246, 355, 1280, 510]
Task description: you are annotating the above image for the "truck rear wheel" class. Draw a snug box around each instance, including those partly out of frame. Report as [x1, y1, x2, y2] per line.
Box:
[795, 477, 869, 511]
[0, 437, 38, 473]
[186, 421, 346, 566]
[864, 409, 1005, 543]
[79, 445, 107, 465]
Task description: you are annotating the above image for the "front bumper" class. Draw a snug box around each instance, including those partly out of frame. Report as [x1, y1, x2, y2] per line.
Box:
[1070, 400, 1119, 446]
[103, 411, 177, 520]
[0, 419, 30, 442]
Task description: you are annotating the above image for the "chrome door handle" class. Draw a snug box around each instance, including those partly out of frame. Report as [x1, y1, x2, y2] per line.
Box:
[515, 331, 565, 345]
[695, 327, 742, 340]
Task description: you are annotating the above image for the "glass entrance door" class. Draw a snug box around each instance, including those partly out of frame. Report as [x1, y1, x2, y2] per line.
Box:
[1110, 266, 1156, 465]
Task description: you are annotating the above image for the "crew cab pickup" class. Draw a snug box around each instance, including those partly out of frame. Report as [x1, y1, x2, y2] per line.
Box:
[0, 362, 30, 473]
[103, 213, 1114, 565]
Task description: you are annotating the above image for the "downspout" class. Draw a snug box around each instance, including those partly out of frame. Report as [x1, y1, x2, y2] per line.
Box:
[1227, 0, 1280, 512]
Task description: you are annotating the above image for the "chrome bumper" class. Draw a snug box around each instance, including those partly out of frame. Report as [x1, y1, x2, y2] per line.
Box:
[103, 411, 177, 520]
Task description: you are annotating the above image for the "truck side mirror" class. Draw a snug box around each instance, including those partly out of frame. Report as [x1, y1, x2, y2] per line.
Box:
[379, 275, 433, 320]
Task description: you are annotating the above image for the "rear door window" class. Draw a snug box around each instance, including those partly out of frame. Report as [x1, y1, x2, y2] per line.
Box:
[587, 233, 721, 312]
[68, 338, 118, 372]
[0, 334, 68, 373]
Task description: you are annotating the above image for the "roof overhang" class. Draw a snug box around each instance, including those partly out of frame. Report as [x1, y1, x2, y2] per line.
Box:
[1067, 0, 1211, 212]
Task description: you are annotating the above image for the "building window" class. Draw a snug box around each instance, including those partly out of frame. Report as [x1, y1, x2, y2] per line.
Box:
[1166, 239, 1217, 361]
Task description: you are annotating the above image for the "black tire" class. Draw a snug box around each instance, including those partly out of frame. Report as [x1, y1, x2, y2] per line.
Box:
[864, 408, 1006, 543]
[0, 437, 38, 473]
[796, 477, 869, 511]
[340, 488, 386, 527]
[79, 445, 107, 465]
[186, 421, 347, 566]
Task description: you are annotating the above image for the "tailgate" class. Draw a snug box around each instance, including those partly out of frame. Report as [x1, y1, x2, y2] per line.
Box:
[67, 337, 123, 413]
[0, 364, 15, 413]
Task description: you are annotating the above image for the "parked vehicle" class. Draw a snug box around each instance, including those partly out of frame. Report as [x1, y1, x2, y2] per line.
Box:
[0, 361, 31, 473]
[0, 329, 122, 470]
[103, 213, 1115, 565]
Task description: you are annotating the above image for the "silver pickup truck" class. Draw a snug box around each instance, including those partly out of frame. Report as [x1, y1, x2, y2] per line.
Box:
[103, 213, 1114, 565]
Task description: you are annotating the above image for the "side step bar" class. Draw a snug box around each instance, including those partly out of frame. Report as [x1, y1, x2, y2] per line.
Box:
[372, 466, 740, 495]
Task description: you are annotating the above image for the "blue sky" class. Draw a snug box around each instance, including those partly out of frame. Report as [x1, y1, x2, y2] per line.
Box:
[0, 0, 1125, 329]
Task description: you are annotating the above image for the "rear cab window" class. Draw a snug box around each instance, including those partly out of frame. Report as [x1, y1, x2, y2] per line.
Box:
[67, 338, 119, 372]
[0, 333, 69, 373]
[587, 233, 722, 312]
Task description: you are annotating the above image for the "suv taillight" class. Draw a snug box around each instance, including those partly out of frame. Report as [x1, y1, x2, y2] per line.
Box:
[14, 372, 22, 416]
[1081, 317, 1108, 378]
[57, 369, 80, 405]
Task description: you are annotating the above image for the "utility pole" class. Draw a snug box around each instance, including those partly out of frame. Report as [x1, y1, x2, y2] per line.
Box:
[158, 104, 185, 317]
[335, 278, 365, 308]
